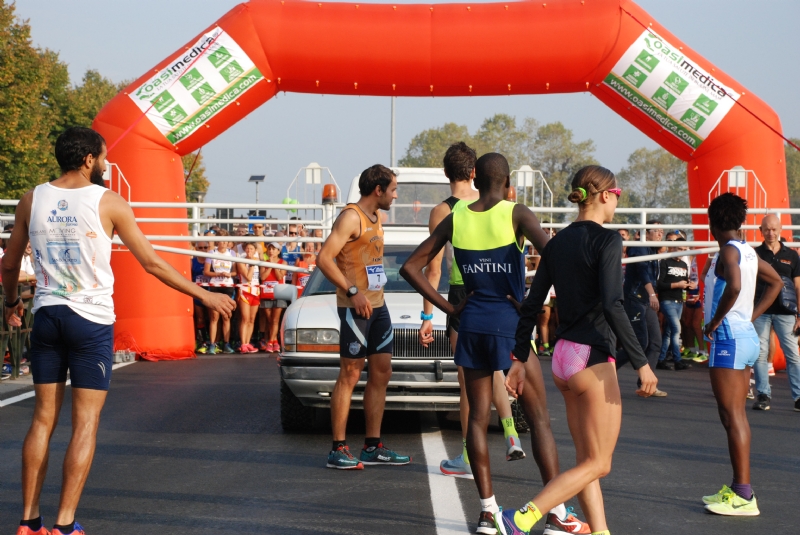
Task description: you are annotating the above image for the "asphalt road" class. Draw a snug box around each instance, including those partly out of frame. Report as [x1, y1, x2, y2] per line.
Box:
[1, 355, 798, 534]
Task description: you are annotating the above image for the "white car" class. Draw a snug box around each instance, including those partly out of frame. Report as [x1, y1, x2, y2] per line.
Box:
[278, 168, 461, 431]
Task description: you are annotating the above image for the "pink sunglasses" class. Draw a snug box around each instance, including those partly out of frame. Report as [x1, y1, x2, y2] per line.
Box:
[606, 188, 622, 198]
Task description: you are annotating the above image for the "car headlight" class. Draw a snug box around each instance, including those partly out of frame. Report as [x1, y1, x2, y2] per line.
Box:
[285, 329, 339, 352]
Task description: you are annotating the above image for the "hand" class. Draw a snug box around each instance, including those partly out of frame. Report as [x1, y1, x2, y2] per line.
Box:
[4, 300, 24, 328]
[635, 364, 658, 397]
[351, 291, 373, 319]
[448, 292, 472, 317]
[688, 280, 698, 290]
[202, 291, 236, 319]
[703, 319, 721, 340]
[505, 360, 526, 399]
[677, 280, 690, 289]
[506, 294, 522, 313]
[795, 317, 800, 334]
[649, 294, 659, 312]
[419, 320, 434, 348]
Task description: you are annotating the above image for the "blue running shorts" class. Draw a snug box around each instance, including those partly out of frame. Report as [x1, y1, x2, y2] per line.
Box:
[337, 305, 393, 359]
[454, 331, 513, 371]
[30, 305, 115, 390]
[709, 335, 759, 370]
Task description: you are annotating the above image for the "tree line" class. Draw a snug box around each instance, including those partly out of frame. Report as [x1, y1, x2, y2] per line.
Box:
[0, 1, 208, 205]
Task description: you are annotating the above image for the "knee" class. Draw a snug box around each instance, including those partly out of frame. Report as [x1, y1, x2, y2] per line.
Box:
[337, 367, 363, 388]
[584, 456, 612, 479]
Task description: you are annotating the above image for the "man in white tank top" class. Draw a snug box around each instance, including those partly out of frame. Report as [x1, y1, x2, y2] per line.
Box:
[1, 127, 235, 535]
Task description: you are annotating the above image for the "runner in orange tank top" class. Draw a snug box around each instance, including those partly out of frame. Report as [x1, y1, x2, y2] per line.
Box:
[317, 164, 411, 470]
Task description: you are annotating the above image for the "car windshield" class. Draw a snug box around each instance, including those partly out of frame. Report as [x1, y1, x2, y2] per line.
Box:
[383, 183, 451, 226]
[304, 245, 450, 295]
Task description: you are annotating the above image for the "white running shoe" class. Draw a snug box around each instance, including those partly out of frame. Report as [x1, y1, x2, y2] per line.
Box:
[440, 453, 473, 479]
[505, 435, 526, 461]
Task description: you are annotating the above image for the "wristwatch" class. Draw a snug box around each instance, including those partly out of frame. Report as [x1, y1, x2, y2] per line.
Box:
[420, 311, 434, 321]
[346, 286, 359, 298]
[4, 296, 21, 308]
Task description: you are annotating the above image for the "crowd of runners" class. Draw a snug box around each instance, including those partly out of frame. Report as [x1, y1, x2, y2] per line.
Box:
[1, 128, 797, 535]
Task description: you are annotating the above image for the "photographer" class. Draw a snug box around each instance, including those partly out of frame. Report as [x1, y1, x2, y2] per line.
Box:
[751, 214, 800, 411]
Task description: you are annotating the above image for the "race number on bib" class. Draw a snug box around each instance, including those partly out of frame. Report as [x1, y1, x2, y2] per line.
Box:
[365, 264, 387, 291]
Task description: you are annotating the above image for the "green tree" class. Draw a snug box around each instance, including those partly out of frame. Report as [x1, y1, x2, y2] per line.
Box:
[785, 139, 800, 227]
[615, 147, 688, 225]
[0, 3, 64, 200]
[183, 151, 210, 201]
[56, 70, 126, 130]
[525, 121, 598, 206]
[398, 122, 472, 167]
[472, 113, 528, 169]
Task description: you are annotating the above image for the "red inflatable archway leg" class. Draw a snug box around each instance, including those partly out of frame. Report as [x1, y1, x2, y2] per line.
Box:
[94, 0, 788, 359]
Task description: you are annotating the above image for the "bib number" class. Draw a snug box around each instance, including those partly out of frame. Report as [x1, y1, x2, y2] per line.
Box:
[366, 264, 387, 291]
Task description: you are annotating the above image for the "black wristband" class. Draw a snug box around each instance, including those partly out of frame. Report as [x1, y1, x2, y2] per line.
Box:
[4, 296, 21, 308]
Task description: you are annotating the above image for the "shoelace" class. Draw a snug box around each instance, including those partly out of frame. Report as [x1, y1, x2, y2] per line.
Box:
[339, 446, 356, 460]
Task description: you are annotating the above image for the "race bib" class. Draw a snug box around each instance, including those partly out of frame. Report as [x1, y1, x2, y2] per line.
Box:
[366, 264, 387, 291]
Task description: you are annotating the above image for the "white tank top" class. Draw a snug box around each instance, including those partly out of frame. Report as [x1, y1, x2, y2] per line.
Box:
[704, 240, 758, 339]
[29, 183, 115, 324]
[238, 253, 260, 293]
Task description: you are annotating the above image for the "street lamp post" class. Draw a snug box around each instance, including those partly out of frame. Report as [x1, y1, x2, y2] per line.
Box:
[249, 175, 265, 204]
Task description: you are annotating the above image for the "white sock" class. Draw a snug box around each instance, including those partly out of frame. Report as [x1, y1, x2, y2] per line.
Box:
[549, 503, 567, 520]
[480, 495, 499, 515]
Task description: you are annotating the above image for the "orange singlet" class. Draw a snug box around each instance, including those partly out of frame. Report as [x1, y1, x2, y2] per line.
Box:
[335, 204, 386, 309]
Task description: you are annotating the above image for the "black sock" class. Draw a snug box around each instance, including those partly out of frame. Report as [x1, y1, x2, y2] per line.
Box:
[53, 522, 75, 534]
[332, 440, 346, 451]
[20, 517, 42, 531]
[364, 437, 381, 451]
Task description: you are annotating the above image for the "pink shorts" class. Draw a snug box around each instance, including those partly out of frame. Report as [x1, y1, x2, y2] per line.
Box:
[551, 339, 615, 382]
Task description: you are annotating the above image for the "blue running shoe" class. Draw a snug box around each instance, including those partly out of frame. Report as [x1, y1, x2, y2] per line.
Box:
[53, 521, 85, 535]
[360, 443, 411, 466]
[440, 453, 473, 479]
[327, 445, 363, 470]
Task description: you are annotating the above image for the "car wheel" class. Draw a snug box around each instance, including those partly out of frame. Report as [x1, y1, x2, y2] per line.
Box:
[280, 379, 316, 432]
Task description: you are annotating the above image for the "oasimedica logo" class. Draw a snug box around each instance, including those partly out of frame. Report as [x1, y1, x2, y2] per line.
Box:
[643, 33, 730, 98]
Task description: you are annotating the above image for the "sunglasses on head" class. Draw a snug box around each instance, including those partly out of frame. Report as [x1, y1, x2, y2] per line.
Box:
[606, 188, 622, 198]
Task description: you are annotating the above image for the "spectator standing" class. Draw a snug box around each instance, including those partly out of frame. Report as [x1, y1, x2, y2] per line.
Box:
[292, 243, 317, 297]
[259, 242, 287, 352]
[203, 230, 237, 354]
[616, 220, 667, 396]
[618, 228, 629, 282]
[751, 214, 800, 411]
[192, 241, 210, 353]
[656, 237, 694, 370]
[236, 242, 261, 353]
[281, 224, 303, 266]
[251, 222, 267, 256]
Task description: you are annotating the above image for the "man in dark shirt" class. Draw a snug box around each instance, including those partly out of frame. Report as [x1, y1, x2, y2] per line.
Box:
[616, 220, 667, 396]
[752, 214, 800, 411]
[656, 238, 695, 370]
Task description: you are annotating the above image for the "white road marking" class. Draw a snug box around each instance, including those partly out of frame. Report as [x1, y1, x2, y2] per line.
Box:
[421, 412, 469, 535]
[0, 361, 136, 408]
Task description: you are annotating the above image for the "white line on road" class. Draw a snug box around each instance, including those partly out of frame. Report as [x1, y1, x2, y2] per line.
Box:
[0, 361, 136, 408]
[421, 412, 469, 535]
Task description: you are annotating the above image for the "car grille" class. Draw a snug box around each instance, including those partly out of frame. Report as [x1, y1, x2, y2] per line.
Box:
[392, 328, 452, 359]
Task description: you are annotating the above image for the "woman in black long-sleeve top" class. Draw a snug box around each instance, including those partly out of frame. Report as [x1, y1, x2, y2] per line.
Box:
[495, 166, 658, 535]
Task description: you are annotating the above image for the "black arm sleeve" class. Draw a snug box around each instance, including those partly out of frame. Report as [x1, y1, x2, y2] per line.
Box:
[656, 259, 670, 293]
[600, 234, 649, 369]
[513, 254, 553, 363]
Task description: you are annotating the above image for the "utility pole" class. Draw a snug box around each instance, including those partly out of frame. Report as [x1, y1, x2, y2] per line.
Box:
[390, 96, 396, 167]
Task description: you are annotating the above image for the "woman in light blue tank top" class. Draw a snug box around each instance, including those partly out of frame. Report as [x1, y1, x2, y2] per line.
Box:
[701, 193, 782, 516]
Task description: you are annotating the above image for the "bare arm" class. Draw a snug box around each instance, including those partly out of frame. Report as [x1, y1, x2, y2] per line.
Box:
[400, 214, 456, 316]
[104, 192, 235, 318]
[512, 204, 550, 252]
[704, 245, 741, 338]
[422, 202, 450, 315]
[1, 191, 32, 325]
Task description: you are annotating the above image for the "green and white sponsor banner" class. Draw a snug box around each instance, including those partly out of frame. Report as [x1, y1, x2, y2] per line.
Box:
[604, 29, 740, 150]
[130, 27, 264, 144]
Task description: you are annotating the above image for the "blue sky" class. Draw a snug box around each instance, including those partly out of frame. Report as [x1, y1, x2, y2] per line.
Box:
[16, 0, 800, 204]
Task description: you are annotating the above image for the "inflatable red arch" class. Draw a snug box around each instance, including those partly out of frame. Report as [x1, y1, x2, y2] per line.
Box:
[93, 0, 788, 359]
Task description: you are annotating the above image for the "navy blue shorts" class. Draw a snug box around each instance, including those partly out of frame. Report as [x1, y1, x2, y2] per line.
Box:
[337, 305, 393, 358]
[30, 305, 114, 390]
[454, 331, 513, 371]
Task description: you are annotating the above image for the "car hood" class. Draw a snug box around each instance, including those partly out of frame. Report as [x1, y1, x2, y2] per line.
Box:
[287, 293, 447, 330]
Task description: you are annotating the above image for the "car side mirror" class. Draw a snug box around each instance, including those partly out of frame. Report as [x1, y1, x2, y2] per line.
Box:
[273, 284, 298, 302]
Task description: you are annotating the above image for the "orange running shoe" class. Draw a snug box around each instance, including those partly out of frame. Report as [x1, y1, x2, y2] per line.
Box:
[52, 522, 85, 535]
[542, 507, 591, 534]
[16, 526, 51, 535]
